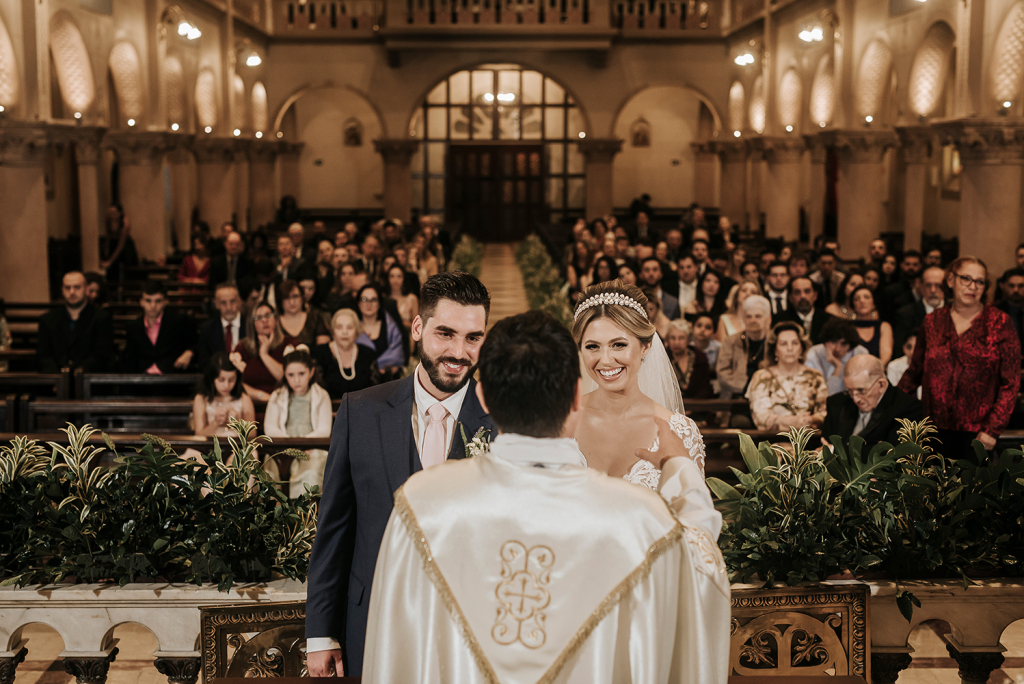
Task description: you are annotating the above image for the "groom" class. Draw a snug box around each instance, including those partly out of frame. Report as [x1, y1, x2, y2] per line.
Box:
[361, 310, 730, 683]
[305, 272, 493, 677]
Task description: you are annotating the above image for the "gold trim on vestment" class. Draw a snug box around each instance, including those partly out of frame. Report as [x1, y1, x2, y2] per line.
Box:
[393, 485, 686, 684]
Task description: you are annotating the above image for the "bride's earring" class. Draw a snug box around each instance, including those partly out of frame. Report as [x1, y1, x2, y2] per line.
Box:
[641, 356, 647, 363]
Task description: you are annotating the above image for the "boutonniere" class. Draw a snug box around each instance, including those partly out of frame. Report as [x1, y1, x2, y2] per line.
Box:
[459, 424, 492, 458]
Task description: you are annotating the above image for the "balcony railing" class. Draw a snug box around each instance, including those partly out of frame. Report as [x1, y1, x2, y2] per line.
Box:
[612, 0, 715, 31]
[404, 0, 588, 26]
[275, 0, 383, 34]
[730, 0, 763, 26]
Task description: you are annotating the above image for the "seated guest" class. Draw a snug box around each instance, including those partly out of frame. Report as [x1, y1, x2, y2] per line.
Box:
[641, 287, 671, 340]
[804, 318, 869, 396]
[783, 276, 831, 345]
[718, 295, 771, 397]
[886, 333, 921, 399]
[995, 267, 1024, 355]
[746, 322, 828, 431]
[264, 346, 333, 497]
[861, 266, 882, 292]
[84, 272, 109, 307]
[639, 257, 680, 319]
[120, 282, 197, 374]
[617, 260, 639, 287]
[809, 248, 844, 304]
[683, 269, 727, 322]
[209, 232, 254, 288]
[275, 234, 305, 282]
[691, 313, 721, 373]
[298, 266, 329, 314]
[850, 286, 893, 366]
[38, 271, 114, 373]
[277, 279, 331, 349]
[764, 262, 791, 320]
[197, 283, 247, 369]
[893, 266, 945, 352]
[665, 319, 713, 399]
[312, 309, 375, 400]
[718, 279, 762, 341]
[192, 352, 255, 437]
[177, 235, 211, 286]
[824, 272, 864, 319]
[821, 354, 923, 450]
[566, 240, 596, 301]
[313, 239, 336, 297]
[355, 284, 406, 377]
[230, 302, 300, 403]
[590, 255, 618, 285]
[410, 232, 439, 283]
[322, 261, 360, 313]
[879, 250, 923, 321]
[386, 264, 419, 331]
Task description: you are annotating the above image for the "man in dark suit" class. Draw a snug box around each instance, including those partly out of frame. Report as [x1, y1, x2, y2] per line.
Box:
[821, 354, 924, 451]
[765, 262, 791, 322]
[880, 250, 923, 322]
[996, 267, 1024, 361]
[782, 276, 832, 345]
[893, 266, 945, 352]
[120, 281, 198, 373]
[37, 271, 114, 373]
[639, 257, 679, 320]
[306, 272, 495, 677]
[197, 283, 247, 369]
[208, 232, 254, 289]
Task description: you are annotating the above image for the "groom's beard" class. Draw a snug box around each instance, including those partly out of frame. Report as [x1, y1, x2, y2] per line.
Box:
[420, 350, 475, 394]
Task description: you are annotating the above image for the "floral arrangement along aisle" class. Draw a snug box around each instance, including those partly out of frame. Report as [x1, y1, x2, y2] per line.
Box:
[515, 233, 573, 328]
[448, 234, 484, 277]
[0, 421, 318, 590]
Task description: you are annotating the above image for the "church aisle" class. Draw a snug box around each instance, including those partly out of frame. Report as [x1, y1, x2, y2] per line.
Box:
[478, 243, 529, 326]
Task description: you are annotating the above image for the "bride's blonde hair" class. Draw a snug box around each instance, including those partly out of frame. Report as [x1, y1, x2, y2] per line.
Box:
[571, 279, 656, 347]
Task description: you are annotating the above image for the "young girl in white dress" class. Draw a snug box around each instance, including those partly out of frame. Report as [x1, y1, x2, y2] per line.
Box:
[193, 353, 255, 437]
[264, 346, 333, 497]
[571, 280, 707, 489]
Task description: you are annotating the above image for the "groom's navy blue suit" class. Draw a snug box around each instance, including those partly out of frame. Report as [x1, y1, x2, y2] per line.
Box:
[305, 373, 494, 675]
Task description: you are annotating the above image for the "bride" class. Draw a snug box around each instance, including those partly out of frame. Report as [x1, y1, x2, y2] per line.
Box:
[572, 280, 707, 489]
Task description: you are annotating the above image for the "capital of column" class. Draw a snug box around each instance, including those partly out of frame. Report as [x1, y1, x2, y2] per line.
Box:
[103, 131, 177, 166]
[932, 118, 1024, 165]
[749, 136, 806, 164]
[63, 647, 118, 684]
[248, 139, 281, 163]
[192, 136, 247, 164]
[374, 138, 420, 164]
[870, 651, 913, 684]
[802, 133, 829, 164]
[694, 139, 748, 163]
[0, 646, 27, 684]
[0, 122, 50, 166]
[277, 140, 305, 160]
[153, 657, 200, 684]
[577, 138, 623, 163]
[165, 133, 197, 164]
[895, 125, 936, 164]
[46, 124, 107, 164]
[820, 129, 898, 163]
[945, 643, 1005, 684]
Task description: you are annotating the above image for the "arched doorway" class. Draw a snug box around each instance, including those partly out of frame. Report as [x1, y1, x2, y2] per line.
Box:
[409, 64, 587, 241]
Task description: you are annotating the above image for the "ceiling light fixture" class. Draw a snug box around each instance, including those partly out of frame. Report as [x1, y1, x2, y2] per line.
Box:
[578, 132, 586, 139]
[785, 125, 793, 132]
[205, 126, 212, 133]
[255, 131, 263, 138]
[233, 128, 241, 136]
[734, 53, 755, 66]
[171, 123, 179, 131]
[245, 51, 262, 67]
[865, 115, 873, 123]
[127, 119, 136, 126]
[733, 130, 741, 138]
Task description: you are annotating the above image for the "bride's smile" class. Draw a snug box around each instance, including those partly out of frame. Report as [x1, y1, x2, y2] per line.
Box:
[582, 318, 649, 391]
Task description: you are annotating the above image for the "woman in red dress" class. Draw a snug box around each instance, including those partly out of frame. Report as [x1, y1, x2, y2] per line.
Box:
[898, 256, 1021, 458]
[178, 235, 211, 287]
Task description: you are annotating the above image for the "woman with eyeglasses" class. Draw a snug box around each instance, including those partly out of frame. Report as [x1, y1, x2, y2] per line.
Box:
[277, 279, 330, 348]
[899, 256, 1022, 457]
[355, 283, 406, 380]
[229, 301, 301, 403]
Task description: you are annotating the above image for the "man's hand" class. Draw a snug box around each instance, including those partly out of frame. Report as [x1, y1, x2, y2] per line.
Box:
[307, 649, 344, 677]
[976, 431, 997, 451]
[174, 350, 193, 369]
[635, 416, 692, 470]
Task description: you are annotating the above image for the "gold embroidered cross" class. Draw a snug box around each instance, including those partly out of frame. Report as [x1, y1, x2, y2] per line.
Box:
[492, 541, 555, 649]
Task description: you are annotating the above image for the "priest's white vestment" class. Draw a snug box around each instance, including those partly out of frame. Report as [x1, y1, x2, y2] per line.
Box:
[362, 434, 731, 683]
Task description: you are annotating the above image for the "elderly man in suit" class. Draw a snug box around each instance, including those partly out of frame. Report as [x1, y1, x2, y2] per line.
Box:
[821, 354, 923, 451]
[197, 283, 247, 369]
[305, 272, 495, 678]
[892, 266, 945, 352]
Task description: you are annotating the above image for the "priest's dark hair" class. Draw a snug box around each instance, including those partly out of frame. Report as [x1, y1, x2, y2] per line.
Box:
[478, 310, 579, 438]
[419, 271, 491, 323]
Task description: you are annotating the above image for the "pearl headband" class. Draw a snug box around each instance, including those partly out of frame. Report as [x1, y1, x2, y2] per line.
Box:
[573, 291, 650, 322]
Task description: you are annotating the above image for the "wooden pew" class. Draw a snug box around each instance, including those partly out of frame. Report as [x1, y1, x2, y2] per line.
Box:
[0, 395, 15, 432]
[21, 398, 196, 433]
[76, 372, 203, 399]
[0, 371, 71, 399]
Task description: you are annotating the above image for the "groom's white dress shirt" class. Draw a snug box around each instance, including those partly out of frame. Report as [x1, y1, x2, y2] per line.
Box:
[361, 433, 730, 683]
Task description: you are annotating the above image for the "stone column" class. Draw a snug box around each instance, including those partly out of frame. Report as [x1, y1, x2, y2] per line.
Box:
[871, 651, 913, 684]
[63, 126, 107, 273]
[896, 126, 935, 253]
[167, 135, 196, 252]
[194, 138, 239, 233]
[249, 141, 279, 230]
[710, 140, 748, 229]
[277, 142, 304, 204]
[62, 646, 118, 684]
[233, 139, 252, 233]
[946, 643, 1005, 684]
[0, 123, 51, 300]
[690, 141, 719, 208]
[750, 137, 805, 242]
[804, 134, 828, 245]
[0, 645, 27, 684]
[577, 138, 623, 221]
[823, 130, 898, 263]
[104, 132, 174, 262]
[153, 657, 200, 684]
[374, 139, 421, 223]
[935, 120, 1024, 277]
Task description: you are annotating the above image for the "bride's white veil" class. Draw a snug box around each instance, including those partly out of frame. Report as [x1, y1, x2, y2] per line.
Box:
[578, 330, 686, 414]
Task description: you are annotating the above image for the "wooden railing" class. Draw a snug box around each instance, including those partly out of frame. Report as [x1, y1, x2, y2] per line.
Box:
[613, 0, 716, 31]
[404, 0, 589, 25]
[275, 0, 383, 33]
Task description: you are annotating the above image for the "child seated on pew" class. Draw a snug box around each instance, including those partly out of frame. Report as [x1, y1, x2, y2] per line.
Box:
[192, 353, 256, 437]
[263, 345, 332, 498]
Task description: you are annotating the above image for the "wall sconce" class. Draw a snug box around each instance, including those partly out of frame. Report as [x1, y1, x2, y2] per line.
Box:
[235, 38, 264, 68]
[734, 53, 756, 66]
[799, 25, 824, 42]
[161, 6, 201, 40]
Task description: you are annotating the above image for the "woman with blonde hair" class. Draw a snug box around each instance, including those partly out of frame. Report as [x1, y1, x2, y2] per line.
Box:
[572, 279, 707, 489]
[230, 302, 300, 403]
[718, 278, 762, 341]
[745, 321, 828, 431]
[665, 319, 713, 399]
[312, 308, 376, 399]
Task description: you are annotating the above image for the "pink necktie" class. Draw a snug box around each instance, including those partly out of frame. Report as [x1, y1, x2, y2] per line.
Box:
[421, 403, 449, 469]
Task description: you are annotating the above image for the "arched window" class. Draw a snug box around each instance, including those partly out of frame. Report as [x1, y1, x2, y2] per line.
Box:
[163, 56, 185, 129]
[856, 38, 893, 122]
[108, 41, 145, 126]
[728, 81, 745, 133]
[49, 12, 95, 117]
[251, 82, 269, 133]
[749, 75, 765, 134]
[810, 54, 834, 127]
[195, 68, 218, 130]
[0, 10, 20, 113]
[990, 3, 1024, 108]
[410, 65, 585, 221]
[909, 22, 955, 118]
[778, 68, 802, 131]
[232, 74, 246, 131]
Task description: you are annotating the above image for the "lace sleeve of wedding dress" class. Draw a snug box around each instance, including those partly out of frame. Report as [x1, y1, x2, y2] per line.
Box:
[649, 411, 706, 477]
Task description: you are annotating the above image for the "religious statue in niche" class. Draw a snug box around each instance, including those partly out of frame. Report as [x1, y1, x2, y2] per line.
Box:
[631, 118, 651, 147]
[343, 118, 363, 147]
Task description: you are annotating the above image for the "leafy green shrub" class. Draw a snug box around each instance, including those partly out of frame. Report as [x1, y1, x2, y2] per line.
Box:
[516, 234, 573, 328]
[448, 235, 484, 277]
[0, 421, 318, 590]
[709, 420, 1024, 588]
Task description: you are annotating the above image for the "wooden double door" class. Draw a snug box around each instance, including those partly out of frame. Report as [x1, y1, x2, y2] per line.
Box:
[446, 143, 547, 243]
